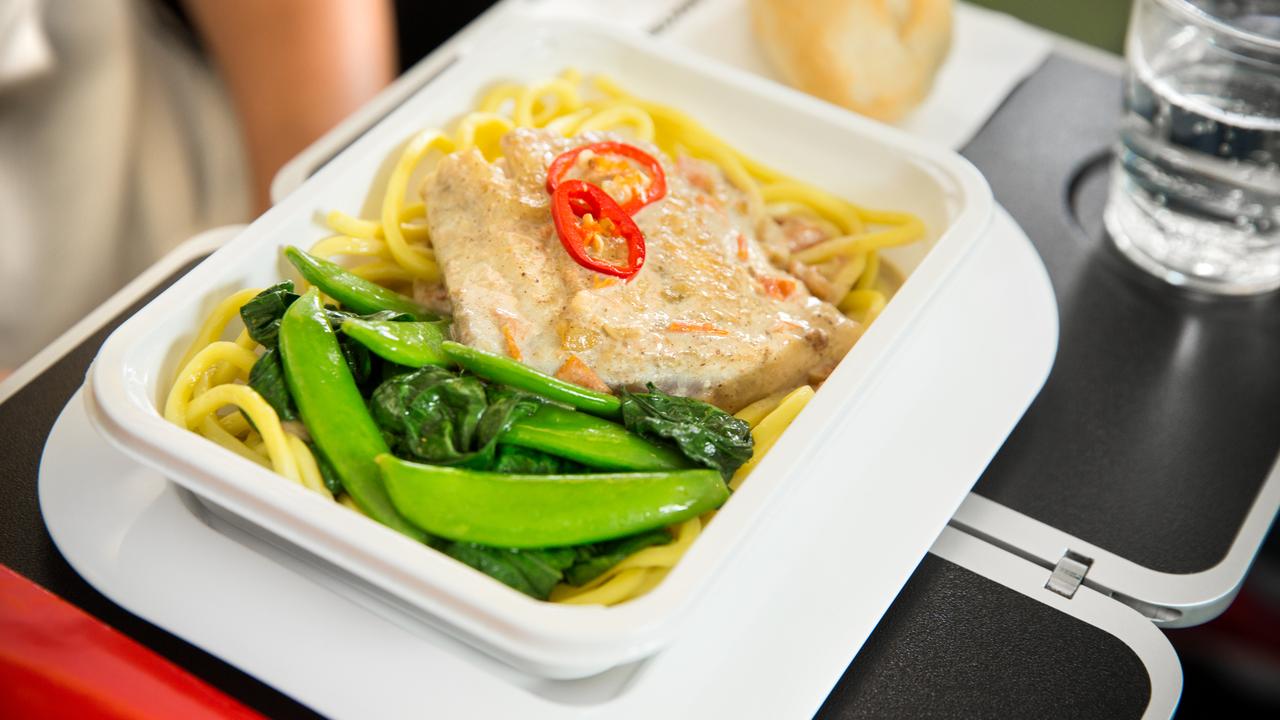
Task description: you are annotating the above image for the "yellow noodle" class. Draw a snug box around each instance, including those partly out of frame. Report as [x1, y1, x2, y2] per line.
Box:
[164, 342, 259, 426]
[575, 103, 656, 142]
[287, 434, 335, 499]
[217, 410, 252, 438]
[766, 203, 845, 239]
[515, 78, 581, 127]
[730, 385, 815, 491]
[840, 289, 887, 323]
[734, 389, 790, 428]
[827, 252, 869, 303]
[176, 288, 262, 371]
[309, 235, 393, 261]
[454, 112, 515, 161]
[559, 67, 583, 87]
[380, 130, 453, 281]
[244, 431, 264, 453]
[338, 494, 369, 516]
[762, 182, 864, 235]
[349, 260, 415, 285]
[323, 205, 429, 244]
[544, 107, 594, 136]
[185, 384, 301, 484]
[198, 417, 270, 468]
[553, 568, 649, 605]
[478, 82, 522, 114]
[857, 251, 881, 291]
[551, 517, 702, 605]
[697, 143, 764, 217]
[794, 217, 925, 264]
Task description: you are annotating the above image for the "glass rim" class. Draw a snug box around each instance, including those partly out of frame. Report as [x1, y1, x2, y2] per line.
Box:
[1153, 0, 1280, 52]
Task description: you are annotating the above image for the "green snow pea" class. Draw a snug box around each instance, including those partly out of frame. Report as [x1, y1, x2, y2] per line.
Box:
[378, 456, 728, 547]
[441, 341, 621, 419]
[278, 288, 424, 541]
[501, 403, 688, 472]
[284, 247, 437, 320]
[341, 318, 451, 368]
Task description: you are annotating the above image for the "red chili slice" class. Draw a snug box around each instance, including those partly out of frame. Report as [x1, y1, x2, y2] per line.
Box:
[551, 180, 646, 281]
[545, 141, 667, 214]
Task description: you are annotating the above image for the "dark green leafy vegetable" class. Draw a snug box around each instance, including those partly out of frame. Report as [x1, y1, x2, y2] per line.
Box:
[238, 284, 394, 390]
[309, 441, 344, 496]
[442, 530, 674, 599]
[619, 383, 754, 480]
[369, 367, 541, 469]
[247, 347, 297, 421]
[443, 544, 576, 600]
[338, 334, 374, 389]
[239, 282, 299, 348]
[490, 445, 586, 474]
[564, 529, 672, 587]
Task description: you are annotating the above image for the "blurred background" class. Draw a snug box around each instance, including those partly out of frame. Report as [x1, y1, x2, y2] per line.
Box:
[1, 1, 1275, 716]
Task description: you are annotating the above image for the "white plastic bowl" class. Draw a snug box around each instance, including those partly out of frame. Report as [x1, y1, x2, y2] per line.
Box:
[86, 16, 992, 678]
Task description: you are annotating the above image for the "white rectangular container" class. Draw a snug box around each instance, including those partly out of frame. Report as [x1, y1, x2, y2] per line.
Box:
[86, 17, 993, 678]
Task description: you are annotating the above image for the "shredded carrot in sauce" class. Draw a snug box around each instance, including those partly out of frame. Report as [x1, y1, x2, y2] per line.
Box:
[667, 322, 729, 336]
[770, 320, 805, 334]
[760, 277, 797, 300]
[736, 234, 749, 262]
[555, 355, 612, 394]
[592, 275, 617, 289]
[500, 322, 523, 361]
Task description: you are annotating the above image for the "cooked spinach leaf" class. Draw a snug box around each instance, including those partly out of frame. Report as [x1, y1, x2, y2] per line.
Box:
[308, 441, 344, 495]
[564, 528, 673, 587]
[368, 367, 542, 469]
[239, 282, 299, 349]
[619, 384, 753, 480]
[325, 307, 414, 327]
[247, 347, 297, 421]
[444, 543, 576, 600]
[338, 334, 374, 388]
[490, 444, 587, 474]
[442, 527, 671, 600]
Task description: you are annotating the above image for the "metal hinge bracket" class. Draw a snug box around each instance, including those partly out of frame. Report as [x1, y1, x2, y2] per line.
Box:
[1045, 550, 1093, 599]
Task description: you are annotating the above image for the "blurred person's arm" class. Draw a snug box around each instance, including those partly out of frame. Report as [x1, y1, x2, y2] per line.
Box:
[183, 0, 396, 214]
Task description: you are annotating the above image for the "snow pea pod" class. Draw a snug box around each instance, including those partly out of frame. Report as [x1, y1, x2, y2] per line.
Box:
[284, 247, 436, 320]
[378, 456, 727, 547]
[441, 341, 622, 419]
[279, 288, 425, 541]
[341, 318, 451, 368]
[501, 403, 688, 472]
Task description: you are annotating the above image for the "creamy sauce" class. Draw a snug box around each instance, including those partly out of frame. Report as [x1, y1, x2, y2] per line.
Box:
[421, 129, 859, 411]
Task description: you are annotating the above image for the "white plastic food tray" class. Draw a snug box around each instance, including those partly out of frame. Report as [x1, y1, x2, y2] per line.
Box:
[86, 16, 992, 678]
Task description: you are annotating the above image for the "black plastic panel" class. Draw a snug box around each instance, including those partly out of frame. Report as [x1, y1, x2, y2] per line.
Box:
[817, 554, 1153, 719]
[964, 56, 1280, 574]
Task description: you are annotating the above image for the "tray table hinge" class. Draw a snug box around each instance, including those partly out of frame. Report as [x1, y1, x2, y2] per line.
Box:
[1045, 550, 1093, 599]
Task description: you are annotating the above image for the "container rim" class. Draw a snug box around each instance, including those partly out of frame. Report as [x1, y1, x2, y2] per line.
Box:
[1152, 0, 1280, 53]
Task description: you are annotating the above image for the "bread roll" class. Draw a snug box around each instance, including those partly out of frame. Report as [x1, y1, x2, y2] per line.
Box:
[751, 0, 953, 122]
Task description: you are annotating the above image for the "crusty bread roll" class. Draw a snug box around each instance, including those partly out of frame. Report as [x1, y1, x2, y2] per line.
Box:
[751, 0, 953, 122]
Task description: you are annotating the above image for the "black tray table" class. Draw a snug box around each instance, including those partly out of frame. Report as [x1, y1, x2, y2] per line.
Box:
[3, 11, 1278, 719]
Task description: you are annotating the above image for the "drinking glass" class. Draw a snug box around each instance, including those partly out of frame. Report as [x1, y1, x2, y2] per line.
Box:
[1105, 0, 1280, 295]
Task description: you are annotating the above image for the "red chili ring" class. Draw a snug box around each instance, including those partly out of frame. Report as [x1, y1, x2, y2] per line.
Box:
[550, 179, 647, 281]
[546, 141, 667, 215]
